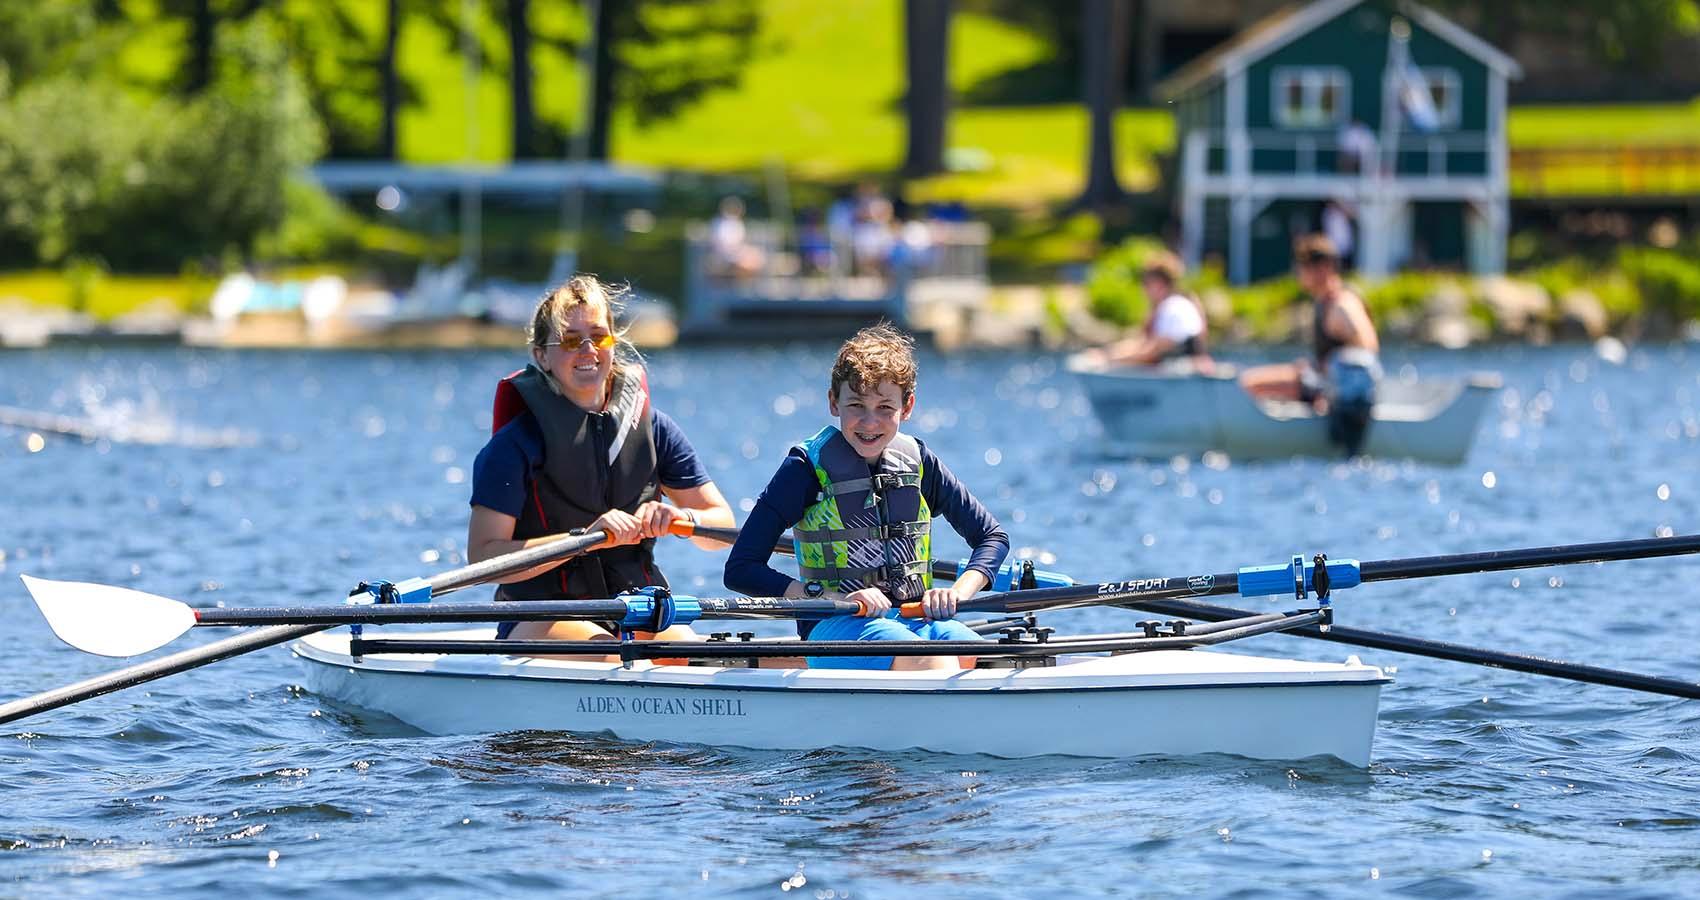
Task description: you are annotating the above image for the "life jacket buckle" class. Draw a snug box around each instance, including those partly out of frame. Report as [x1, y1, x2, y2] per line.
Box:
[868, 473, 908, 493]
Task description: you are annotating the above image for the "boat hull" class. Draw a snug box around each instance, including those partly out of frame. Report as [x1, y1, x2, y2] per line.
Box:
[1071, 359, 1499, 464]
[293, 629, 1389, 766]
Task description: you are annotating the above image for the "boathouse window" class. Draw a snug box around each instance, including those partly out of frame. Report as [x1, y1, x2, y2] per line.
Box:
[1272, 67, 1350, 128]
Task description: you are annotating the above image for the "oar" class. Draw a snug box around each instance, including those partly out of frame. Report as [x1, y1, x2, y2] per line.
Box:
[1105, 595, 1700, 700]
[14, 580, 872, 658]
[889, 533, 1700, 699]
[901, 533, 1700, 618]
[0, 529, 615, 725]
[675, 521, 1074, 590]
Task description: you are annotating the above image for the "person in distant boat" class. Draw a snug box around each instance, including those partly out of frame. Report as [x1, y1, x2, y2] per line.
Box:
[724, 323, 1009, 670]
[1238, 235, 1382, 453]
[1083, 250, 1212, 371]
[468, 274, 735, 651]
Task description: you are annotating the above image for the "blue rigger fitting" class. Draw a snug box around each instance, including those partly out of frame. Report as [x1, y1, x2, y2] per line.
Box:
[962, 559, 1075, 591]
[617, 585, 701, 632]
[1237, 556, 1362, 599]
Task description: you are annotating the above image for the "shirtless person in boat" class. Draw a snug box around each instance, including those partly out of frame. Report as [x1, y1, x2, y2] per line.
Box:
[724, 323, 1009, 670]
[1083, 250, 1213, 372]
[1239, 235, 1380, 406]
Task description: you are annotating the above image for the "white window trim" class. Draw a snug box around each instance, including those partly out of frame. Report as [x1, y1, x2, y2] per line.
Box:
[1271, 66, 1351, 129]
[1416, 66, 1462, 130]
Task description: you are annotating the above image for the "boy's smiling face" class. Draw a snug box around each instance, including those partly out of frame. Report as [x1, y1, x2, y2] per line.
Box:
[829, 380, 914, 461]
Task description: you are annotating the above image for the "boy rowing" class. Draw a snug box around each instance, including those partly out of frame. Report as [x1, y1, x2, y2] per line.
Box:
[724, 323, 1008, 670]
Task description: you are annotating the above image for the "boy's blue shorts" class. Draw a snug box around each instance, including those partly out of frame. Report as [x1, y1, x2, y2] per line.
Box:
[805, 612, 983, 670]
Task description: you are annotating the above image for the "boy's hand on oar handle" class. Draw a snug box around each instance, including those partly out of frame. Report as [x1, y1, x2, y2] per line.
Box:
[845, 587, 893, 617]
[900, 571, 986, 620]
[901, 585, 970, 621]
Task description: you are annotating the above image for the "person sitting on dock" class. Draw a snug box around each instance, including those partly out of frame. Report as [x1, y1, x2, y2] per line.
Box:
[724, 323, 1009, 670]
[1238, 235, 1382, 453]
[708, 196, 765, 282]
[1082, 250, 1213, 371]
[468, 274, 736, 653]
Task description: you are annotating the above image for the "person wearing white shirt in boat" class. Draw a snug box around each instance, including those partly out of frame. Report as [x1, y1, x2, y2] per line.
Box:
[467, 275, 736, 657]
[1083, 251, 1213, 372]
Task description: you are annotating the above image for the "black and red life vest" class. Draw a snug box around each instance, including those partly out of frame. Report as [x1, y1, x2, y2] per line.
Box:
[490, 363, 663, 602]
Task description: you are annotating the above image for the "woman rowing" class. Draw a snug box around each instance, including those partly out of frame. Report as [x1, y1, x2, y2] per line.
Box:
[1238, 234, 1382, 453]
[467, 275, 735, 649]
[1082, 250, 1213, 372]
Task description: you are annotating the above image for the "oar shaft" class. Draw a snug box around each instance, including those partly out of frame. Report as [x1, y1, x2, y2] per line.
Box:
[191, 596, 866, 627]
[1113, 597, 1700, 701]
[676, 523, 1033, 585]
[425, 530, 609, 595]
[0, 624, 326, 726]
[1361, 534, 1700, 584]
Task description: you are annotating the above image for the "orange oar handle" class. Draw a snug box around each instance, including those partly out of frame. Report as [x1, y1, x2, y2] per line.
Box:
[898, 601, 924, 618]
[667, 518, 697, 538]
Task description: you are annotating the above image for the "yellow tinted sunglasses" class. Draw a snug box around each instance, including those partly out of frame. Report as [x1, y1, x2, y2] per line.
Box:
[543, 333, 618, 351]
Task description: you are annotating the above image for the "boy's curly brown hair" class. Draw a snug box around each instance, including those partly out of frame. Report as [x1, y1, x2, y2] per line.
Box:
[830, 322, 917, 401]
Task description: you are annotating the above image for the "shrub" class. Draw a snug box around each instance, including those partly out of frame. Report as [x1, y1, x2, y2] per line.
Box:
[1085, 236, 1167, 327]
[1616, 246, 1700, 322]
[0, 18, 328, 271]
[1224, 275, 1302, 341]
[1359, 271, 1448, 322]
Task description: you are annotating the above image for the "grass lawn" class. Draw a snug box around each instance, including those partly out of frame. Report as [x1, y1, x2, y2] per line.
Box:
[109, 1, 1700, 208]
[0, 271, 219, 320]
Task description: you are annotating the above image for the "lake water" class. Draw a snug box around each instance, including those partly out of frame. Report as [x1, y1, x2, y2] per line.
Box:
[2, 342, 1698, 897]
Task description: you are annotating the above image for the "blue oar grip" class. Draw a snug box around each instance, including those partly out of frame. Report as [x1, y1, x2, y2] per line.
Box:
[1237, 558, 1361, 598]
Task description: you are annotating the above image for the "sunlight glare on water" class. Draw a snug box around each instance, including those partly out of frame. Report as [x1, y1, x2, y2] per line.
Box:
[0, 344, 1697, 897]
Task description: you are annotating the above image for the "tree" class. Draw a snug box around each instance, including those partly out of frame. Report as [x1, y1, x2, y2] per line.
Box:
[1075, 0, 1133, 210]
[585, 0, 762, 160]
[902, 0, 952, 178]
[381, 0, 401, 158]
[1426, 0, 1700, 71]
[505, 0, 540, 158]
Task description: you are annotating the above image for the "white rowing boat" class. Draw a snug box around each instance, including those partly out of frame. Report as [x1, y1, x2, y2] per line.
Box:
[1069, 356, 1500, 464]
[291, 627, 1390, 766]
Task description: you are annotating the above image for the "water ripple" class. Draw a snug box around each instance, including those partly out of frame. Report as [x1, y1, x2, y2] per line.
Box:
[3, 345, 1700, 897]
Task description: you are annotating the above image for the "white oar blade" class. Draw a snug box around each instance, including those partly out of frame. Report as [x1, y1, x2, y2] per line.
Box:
[18, 575, 198, 657]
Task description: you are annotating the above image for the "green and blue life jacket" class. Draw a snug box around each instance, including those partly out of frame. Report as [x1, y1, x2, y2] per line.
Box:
[791, 425, 932, 602]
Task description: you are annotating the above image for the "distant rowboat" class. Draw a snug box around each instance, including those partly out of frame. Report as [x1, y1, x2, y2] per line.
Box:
[1069, 356, 1500, 464]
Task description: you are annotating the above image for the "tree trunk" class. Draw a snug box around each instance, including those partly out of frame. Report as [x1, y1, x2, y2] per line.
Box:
[380, 0, 400, 158]
[186, 0, 215, 93]
[507, 0, 537, 158]
[587, 0, 616, 161]
[902, 0, 952, 178]
[1077, 0, 1131, 209]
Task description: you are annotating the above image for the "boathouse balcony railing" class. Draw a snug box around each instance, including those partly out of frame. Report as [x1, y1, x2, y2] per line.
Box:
[1182, 128, 1497, 188]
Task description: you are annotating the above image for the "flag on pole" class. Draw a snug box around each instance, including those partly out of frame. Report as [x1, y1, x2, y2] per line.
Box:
[1384, 18, 1439, 132]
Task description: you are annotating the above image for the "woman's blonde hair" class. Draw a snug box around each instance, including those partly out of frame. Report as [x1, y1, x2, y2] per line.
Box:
[526, 274, 640, 367]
